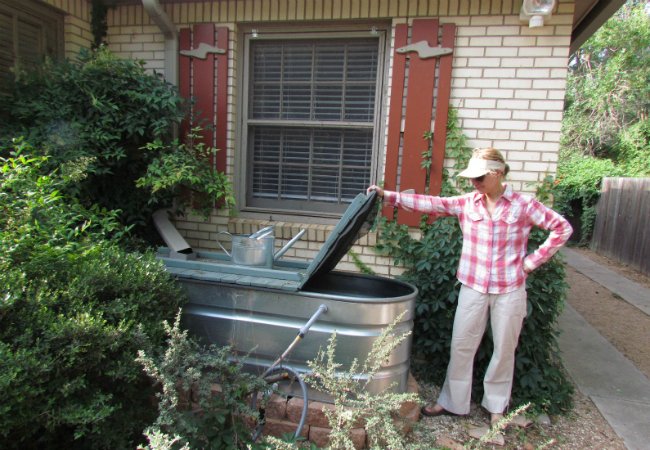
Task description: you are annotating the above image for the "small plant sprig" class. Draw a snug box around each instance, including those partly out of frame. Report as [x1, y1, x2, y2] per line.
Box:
[464, 403, 530, 449]
[305, 312, 420, 450]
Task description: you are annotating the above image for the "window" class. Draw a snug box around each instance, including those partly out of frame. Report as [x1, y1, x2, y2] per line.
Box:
[0, 0, 63, 87]
[241, 31, 385, 215]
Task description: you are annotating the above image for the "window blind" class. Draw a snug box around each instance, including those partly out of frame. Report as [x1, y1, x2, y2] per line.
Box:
[247, 38, 379, 210]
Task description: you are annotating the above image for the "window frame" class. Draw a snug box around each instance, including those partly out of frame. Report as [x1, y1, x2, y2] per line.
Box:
[236, 24, 389, 219]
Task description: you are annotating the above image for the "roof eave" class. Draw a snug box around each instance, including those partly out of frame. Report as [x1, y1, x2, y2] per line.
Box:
[570, 0, 626, 53]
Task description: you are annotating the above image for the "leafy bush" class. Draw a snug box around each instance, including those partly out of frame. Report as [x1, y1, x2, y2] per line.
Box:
[373, 116, 573, 414]
[557, 2, 650, 245]
[136, 127, 235, 218]
[615, 119, 650, 176]
[552, 153, 623, 245]
[375, 216, 573, 415]
[0, 47, 233, 238]
[563, 2, 649, 159]
[137, 313, 266, 450]
[0, 144, 185, 448]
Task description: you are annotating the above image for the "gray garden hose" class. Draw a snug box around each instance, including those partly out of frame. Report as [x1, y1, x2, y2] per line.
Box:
[251, 365, 309, 442]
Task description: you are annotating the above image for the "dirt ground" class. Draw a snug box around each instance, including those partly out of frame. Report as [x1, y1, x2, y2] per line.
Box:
[412, 247, 649, 449]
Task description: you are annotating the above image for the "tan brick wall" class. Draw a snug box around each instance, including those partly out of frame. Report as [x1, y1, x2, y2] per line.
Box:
[44, 0, 92, 58]
[103, 0, 575, 276]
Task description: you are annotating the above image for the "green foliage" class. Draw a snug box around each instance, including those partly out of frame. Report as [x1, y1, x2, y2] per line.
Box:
[374, 111, 573, 414]
[90, 0, 110, 49]
[0, 144, 185, 448]
[558, 1, 650, 244]
[136, 127, 235, 218]
[0, 46, 183, 232]
[0, 47, 233, 239]
[441, 107, 472, 195]
[137, 313, 267, 450]
[305, 313, 420, 450]
[421, 108, 472, 196]
[552, 153, 623, 244]
[564, 2, 649, 159]
[375, 218, 574, 415]
[615, 119, 650, 175]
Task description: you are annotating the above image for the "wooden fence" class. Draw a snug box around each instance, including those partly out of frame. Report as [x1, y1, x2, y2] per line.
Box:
[591, 177, 650, 276]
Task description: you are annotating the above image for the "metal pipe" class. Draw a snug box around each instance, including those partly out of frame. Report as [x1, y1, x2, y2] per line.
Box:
[263, 304, 328, 378]
[299, 304, 328, 338]
[142, 0, 178, 85]
[153, 209, 195, 259]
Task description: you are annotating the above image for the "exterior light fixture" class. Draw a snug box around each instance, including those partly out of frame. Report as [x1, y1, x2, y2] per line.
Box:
[370, 26, 378, 35]
[251, 29, 258, 38]
[519, 0, 556, 28]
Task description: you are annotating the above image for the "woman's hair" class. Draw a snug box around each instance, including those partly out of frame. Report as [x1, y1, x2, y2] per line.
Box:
[472, 147, 510, 176]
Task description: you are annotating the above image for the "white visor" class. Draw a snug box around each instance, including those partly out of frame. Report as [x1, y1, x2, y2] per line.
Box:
[457, 157, 506, 178]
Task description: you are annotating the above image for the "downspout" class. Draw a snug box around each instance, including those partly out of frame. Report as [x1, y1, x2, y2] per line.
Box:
[142, 0, 178, 85]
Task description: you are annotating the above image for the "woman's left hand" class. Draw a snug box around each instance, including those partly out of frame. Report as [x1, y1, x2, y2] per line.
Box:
[367, 185, 384, 198]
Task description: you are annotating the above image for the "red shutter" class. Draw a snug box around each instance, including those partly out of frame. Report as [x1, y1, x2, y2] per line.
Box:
[179, 24, 230, 206]
[192, 23, 217, 167]
[429, 24, 455, 197]
[383, 19, 456, 226]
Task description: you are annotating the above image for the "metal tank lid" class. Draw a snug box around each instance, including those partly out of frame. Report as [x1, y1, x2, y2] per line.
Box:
[298, 191, 378, 289]
[157, 191, 379, 292]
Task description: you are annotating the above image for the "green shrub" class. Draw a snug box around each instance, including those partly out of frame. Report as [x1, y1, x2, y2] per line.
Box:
[552, 153, 623, 245]
[305, 314, 420, 450]
[615, 119, 650, 176]
[136, 126, 235, 218]
[0, 145, 185, 448]
[375, 215, 573, 415]
[0, 47, 232, 239]
[137, 313, 267, 450]
[373, 116, 573, 415]
[556, 2, 650, 245]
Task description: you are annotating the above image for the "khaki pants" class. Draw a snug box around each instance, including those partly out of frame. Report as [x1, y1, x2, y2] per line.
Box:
[437, 284, 527, 415]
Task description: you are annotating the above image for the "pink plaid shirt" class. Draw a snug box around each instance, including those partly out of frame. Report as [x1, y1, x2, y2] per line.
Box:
[383, 185, 573, 294]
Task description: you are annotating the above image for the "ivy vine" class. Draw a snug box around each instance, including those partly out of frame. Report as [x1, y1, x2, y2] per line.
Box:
[370, 106, 574, 414]
[91, 0, 109, 49]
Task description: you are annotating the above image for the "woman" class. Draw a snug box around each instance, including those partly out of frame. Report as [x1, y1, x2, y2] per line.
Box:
[368, 147, 572, 426]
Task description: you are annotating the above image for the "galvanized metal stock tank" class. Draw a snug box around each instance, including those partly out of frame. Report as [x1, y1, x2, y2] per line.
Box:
[157, 193, 418, 400]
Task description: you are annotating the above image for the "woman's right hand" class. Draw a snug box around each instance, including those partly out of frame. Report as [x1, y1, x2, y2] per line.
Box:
[367, 185, 384, 198]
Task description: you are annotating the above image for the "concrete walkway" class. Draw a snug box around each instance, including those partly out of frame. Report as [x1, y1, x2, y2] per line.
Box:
[559, 248, 650, 450]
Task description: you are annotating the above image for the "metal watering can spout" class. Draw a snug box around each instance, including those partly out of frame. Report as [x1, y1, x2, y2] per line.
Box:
[273, 229, 306, 260]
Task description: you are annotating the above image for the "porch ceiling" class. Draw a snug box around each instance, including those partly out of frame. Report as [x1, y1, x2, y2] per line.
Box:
[97, 0, 626, 53]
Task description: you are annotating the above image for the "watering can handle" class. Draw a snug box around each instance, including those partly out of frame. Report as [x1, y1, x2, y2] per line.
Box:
[215, 231, 233, 257]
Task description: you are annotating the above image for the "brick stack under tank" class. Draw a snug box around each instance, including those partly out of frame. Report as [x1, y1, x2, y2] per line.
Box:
[252, 374, 421, 449]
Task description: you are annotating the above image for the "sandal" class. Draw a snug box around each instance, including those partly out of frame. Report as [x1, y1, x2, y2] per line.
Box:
[421, 404, 450, 417]
[490, 413, 504, 428]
